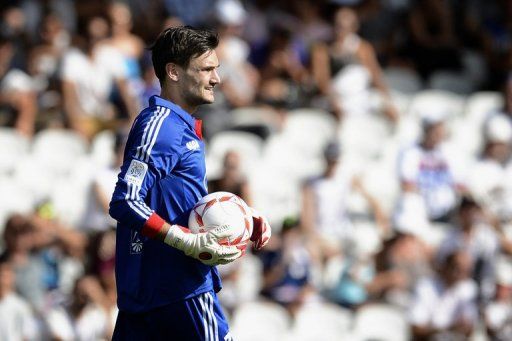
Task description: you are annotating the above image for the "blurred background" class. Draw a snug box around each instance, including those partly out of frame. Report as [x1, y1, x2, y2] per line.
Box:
[1, 0, 512, 340]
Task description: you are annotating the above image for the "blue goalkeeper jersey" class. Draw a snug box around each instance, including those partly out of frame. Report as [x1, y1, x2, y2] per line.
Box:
[109, 95, 221, 313]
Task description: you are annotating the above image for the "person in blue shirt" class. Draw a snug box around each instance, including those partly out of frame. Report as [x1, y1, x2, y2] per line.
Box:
[109, 26, 271, 340]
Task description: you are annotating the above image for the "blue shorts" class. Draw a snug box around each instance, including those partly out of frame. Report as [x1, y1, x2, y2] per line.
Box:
[113, 291, 233, 341]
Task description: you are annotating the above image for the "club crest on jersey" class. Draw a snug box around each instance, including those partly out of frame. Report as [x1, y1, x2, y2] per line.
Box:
[125, 159, 148, 187]
[186, 140, 200, 151]
[130, 230, 143, 254]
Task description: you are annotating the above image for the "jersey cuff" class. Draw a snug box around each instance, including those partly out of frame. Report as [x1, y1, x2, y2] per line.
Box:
[142, 213, 166, 238]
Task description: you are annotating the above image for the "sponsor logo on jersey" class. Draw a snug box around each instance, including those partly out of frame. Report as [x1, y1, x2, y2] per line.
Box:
[125, 159, 148, 187]
[186, 140, 200, 151]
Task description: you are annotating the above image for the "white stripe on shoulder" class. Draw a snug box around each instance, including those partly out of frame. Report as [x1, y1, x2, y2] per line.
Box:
[135, 106, 162, 160]
[198, 294, 210, 341]
[143, 107, 171, 163]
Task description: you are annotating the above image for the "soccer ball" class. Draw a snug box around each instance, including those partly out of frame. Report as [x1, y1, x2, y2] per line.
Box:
[188, 192, 253, 248]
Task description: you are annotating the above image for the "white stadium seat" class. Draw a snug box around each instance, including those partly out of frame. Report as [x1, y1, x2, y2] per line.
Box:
[0, 179, 35, 235]
[0, 127, 30, 175]
[231, 301, 291, 341]
[90, 129, 116, 168]
[31, 129, 88, 177]
[383, 67, 423, 94]
[289, 302, 353, 341]
[408, 90, 466, 120]
[352, 304, 409, 341]
[428, 71, 476, 95]
[207, 131, 264, 178]
[283, 108, 338, 155]
[229, 106, 281, 130]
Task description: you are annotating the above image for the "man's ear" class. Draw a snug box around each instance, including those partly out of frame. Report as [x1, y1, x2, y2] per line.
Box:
[166, 63, 179, 82]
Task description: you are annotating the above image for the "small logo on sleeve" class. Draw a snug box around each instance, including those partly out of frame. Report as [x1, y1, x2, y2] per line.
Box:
[125, 159, 148, 187]
[130, 230, 143, 254]
[186, 140, 200, 151]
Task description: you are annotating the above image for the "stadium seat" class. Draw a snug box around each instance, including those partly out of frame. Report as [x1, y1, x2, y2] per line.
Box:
[229, 106, 281, 138]
[50, 175, 91, 227]
[207, 131, 265, 178]
[90, 130, 116, 168]
[289, 302, 353, 341]
[0, 179, 35, 235]
[453, 91, 504, 156]
[12, 155, 55, 202]
[339, 114, 392, 162]
[248, 162, 302, 231]
[0, 127, 30, 176]
[352, 304, 410, 341]
[259, 134, 324, 181]
[231, 301, 291, 341]
[408, 90, 466, 120]
[283, 109, 337, 154]
[427, 71, 476, 95]
[464, 91, 503, 122]
[383, 67, 423, 94]
[31, 129, 88, 177]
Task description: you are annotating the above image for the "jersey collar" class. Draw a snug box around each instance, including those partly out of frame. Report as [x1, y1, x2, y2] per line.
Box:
[149, 95, 203, 140]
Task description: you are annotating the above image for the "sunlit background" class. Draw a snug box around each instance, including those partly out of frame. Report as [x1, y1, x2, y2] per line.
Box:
[1, 0, 512, 340]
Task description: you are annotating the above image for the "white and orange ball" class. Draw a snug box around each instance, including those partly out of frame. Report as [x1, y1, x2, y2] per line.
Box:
[188, 192, 253, 249]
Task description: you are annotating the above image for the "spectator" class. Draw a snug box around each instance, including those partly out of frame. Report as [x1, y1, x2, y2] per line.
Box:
[27, 12, 71, 130]
[257, 25, 309, 110]
[81, 129, 127, 232]
[215, 0, 260, 109]
[310, 7, 398, 122]
[208, 150, 253, 206]
[0, 34, 36, 136]
[0, 256, 39, 341]
[468, 114, 512, 222]
[437, 197, 501, 302]
[301, 141, 388, 261]
[485, 257, 512, 341]
[45, 275, 110, 341]
[1, 210, 87, 312]
[289, 0, 332, 61]
[409, 250, 478, 340]
[259, 217, 317, 316]
[405, 0, 461, 79]
[368, 224, 431, 308]
[398, 111, 466, 222]
[107, 2, 144, 109]
[61, 15, 139, 139]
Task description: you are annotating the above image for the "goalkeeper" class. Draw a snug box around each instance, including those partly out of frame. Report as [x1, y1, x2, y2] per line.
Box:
[109, 26, 271, 340]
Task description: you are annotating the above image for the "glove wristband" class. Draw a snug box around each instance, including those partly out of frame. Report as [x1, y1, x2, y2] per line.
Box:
[141, 213, 166, 238]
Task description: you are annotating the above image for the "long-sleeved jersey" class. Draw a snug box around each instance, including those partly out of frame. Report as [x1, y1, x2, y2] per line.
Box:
[109, 95, 220, 313]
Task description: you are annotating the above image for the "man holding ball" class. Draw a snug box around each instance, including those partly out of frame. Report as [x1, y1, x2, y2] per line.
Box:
[109, 26, 271, 340]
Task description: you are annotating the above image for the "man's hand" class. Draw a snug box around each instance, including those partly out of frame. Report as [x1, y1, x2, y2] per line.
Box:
[164, 224, 242, 266]
[250, 208, 271, 250]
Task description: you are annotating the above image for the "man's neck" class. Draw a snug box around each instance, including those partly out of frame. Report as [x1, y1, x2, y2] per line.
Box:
[159, 87, 196, 114]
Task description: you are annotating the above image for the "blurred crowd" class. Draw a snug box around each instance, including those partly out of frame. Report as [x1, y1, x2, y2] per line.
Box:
[2, 0, 512, 340]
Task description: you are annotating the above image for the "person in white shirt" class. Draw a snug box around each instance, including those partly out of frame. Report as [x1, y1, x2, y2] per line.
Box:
[485, 257, 512, 341]
[409, 250, 478, 340]
[61, 15, 138, 139]
[0, 35, 36, 137]
[45, 275, 110, 341]
[437, 196, 500, 302]
[398, 111, 465, 222]
[301, 141, 388, 259]
[468, 114, 512, 221]
[0, 257, 39, 341]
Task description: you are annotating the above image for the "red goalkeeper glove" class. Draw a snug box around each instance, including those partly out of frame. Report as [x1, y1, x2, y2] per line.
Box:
[249, 208, 271, 250]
